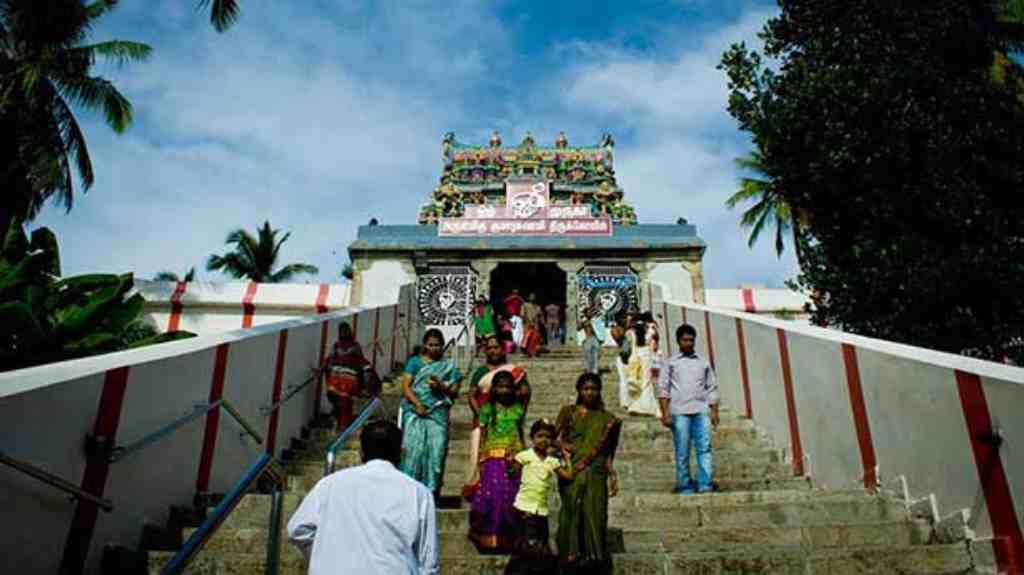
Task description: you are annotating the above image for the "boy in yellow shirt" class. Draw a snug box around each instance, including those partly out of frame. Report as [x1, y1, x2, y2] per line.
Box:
[505, 419, 573, 574]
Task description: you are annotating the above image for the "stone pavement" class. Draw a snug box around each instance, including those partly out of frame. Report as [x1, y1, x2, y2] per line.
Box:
[147, 347, 991, 574]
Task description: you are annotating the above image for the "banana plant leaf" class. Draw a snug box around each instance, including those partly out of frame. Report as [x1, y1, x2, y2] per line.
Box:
[62, 332, 121, 356]
[104, 293, 146, 332]
[124, 330, 197, 349]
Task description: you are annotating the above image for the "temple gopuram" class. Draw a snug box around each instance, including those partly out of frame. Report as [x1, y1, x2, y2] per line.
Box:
[348, 131, 707, 336]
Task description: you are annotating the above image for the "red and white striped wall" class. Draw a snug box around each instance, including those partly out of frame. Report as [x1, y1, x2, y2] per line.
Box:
[136, 280, 352, 336]
[0, 283, 417, 574]
[649, 282, 1023, 573]
[704, 287, 811, 317]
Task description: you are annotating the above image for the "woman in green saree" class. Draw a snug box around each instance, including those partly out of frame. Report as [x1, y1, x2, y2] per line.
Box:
[399, 328, 463, 498]
[555, 372, 621, 575]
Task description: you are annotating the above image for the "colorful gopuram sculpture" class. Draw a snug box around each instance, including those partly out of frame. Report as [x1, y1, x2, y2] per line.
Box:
[419, 131, 639, 225]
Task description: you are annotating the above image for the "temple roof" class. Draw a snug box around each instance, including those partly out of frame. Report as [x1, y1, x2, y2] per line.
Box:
[349, 223, 704, 254]
[419, 131, 638, 226]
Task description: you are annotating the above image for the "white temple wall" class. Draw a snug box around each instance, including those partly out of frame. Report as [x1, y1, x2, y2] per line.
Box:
[355, 259, 416, 308]
[647, 262, 694, 303]
[651, 281, 1024, 558]
[136, 280, 352, 335]
[0, 302, 409, 574]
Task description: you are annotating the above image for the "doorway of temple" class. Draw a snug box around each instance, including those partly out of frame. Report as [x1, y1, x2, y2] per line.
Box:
[489, 262, 566, 314]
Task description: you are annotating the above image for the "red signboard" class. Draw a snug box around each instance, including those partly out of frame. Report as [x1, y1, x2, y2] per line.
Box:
[439, 180, 613, 237]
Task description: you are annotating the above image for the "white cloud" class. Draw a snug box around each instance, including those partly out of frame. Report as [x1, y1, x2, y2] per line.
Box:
[546, 7, 797, 287]
[33, 1, 795, 289]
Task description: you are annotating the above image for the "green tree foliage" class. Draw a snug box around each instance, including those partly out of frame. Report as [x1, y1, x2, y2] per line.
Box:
[0, 0, 151, 240]
[0, 222, 194, 372]
[207, 221, 319, 283]
[197, 0, 240, 32]
[726, 151, 807, 264]
[720, 1, 1024, 362]
[341, 263, 354, 281]
[154, 267, 197, 282]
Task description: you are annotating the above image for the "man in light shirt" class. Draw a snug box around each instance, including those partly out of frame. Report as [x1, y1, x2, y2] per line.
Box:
[287, 419, 439, 574]
[657, 323, 719, 495]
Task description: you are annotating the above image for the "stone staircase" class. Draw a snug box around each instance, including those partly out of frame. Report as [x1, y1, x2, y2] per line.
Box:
[146, 347, 990, 574]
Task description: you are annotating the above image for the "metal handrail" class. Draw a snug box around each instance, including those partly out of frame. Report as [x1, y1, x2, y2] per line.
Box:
[261, 369, 321, 416]
[160, 452, 284, 575]
[324, 397, 382, 476]
[110, 398, 263, 464]
[0, 450, 114, 512]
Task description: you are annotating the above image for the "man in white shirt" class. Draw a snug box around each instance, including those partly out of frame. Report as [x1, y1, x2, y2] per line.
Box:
[287, 420, 440, 574]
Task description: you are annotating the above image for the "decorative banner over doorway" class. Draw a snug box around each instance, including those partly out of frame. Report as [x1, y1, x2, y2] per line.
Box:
[576, 265, 639, 323]
[438, 180, 613, 237]
[416, 266, 475, 326]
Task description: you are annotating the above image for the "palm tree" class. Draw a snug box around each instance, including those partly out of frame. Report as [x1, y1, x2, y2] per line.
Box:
[154, 267, 197, 282]
[207, 221, 319, 283]
[197, 0, 240, 32]
[725, 151, 807, 265]
[0, 0, 151, 240]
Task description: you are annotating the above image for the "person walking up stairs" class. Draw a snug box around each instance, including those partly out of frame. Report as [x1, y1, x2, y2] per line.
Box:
[145, 345, 990, 574]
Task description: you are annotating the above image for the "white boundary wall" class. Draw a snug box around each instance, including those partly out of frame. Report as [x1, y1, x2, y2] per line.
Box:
[0, 284, 415, 574]
[646, 281, 1024, 569]
[135, 280, 352, 335]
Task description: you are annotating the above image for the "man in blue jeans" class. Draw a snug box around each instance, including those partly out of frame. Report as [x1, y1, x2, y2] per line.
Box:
[657, 324, 719, 494]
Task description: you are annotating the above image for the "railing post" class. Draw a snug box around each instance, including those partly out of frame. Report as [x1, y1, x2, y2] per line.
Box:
[265, 485, 284, 575]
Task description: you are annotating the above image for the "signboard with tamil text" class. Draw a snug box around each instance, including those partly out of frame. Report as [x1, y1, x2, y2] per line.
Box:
[438, 180, 613, 237]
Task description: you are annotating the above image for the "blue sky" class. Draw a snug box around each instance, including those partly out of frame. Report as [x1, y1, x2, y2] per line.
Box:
[33, 0, 796, 288]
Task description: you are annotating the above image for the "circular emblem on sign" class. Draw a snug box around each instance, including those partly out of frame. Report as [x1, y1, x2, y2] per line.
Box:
[598, 291, 619, 312]
[437, 289, 456, 310]
[509, 189, 547, 219]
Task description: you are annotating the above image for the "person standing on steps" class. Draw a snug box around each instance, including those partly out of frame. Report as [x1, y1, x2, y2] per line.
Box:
[543, 301, 562, 346]
[464, 335, 531, 498]
[657, 324, 719, 495]
[581, 317, 602, 375]
[609, 317, 631, 408]
[504, 419, 575, 575]
[287, 419, 440, 575]
[322, 322, 370, 431]
[625, 312, 661, 417]
[400, 329, 464, 500]
[473, 296, 496, 353]
[468, 371, 528, 552]
[555, 373, 621, 575]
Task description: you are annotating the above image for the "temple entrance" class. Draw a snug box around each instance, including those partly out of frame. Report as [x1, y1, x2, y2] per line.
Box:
[489, 262, 566, 317]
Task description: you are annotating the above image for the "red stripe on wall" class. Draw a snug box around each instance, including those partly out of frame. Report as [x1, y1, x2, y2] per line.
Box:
[196, 344, 230, 493]
[956, 370, 1023, 573]
[776, 329, 805, 476]
[741, 288, 756, 313]
[353, 313, 360, 340]
[735, 318, 753, 419]
[60, 367, 130, 573]
[682, 306, 687, 324]
[703, 311, 716, 370]
[168, 281, 187, 332]
[241, 282, 259, 328]
[315, 321, 329, 416]
[646, 283, 654, 312]
[266, 330, 289, 454]
[371, 308, 381, 370]
[841, 344, 877, 490]
[405, 297, 413, 359]
[315, 284, 330, 314]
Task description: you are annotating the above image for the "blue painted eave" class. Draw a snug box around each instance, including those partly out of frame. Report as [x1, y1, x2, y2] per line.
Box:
[348, 224, 705, 252]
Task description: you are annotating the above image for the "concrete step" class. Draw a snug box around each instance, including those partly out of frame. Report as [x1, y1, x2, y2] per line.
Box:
[150, 543, 977, 575]
[434, 495, 910, 532]
[185, 518, 930, 557]
[223, 492, 908, 532]
[295, 443, 780, 467]
[305, 418, 762, 445]
[436, 544, 976, 575]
